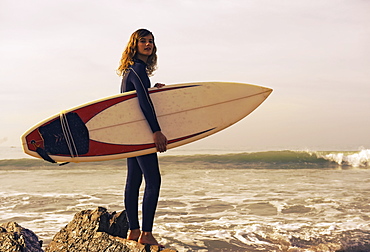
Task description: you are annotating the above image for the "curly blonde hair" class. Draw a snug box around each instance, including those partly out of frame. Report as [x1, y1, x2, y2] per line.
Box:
[116, 29, 157, 76]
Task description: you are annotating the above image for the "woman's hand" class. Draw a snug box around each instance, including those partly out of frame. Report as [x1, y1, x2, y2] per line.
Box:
[154, 83, 165, 88]
[153, 131, 168, 152]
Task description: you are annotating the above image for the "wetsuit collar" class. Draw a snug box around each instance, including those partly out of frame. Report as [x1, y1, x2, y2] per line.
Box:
[133, 57, 147, 65]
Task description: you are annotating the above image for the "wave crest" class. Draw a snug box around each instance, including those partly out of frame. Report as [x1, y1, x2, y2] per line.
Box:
[320, 149, 370, 168]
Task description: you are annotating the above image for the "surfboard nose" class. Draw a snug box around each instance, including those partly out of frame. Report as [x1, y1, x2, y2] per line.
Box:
[262, 87, 273, 98]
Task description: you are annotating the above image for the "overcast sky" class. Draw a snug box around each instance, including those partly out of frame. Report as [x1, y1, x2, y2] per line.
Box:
[1, 0, 369, 154]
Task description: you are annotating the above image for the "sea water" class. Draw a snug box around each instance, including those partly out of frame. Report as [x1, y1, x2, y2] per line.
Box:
[0, 147, 370, 251]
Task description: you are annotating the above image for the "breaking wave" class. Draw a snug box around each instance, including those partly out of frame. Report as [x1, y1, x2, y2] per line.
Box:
[1, 149, 369, 169]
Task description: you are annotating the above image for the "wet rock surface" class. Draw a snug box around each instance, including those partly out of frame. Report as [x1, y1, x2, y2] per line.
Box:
[1, 207, 176, 252]
[0, 221, 43, 252]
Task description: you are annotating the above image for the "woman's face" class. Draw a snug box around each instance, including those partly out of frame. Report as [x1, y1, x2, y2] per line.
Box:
[136, 34, 154, 59]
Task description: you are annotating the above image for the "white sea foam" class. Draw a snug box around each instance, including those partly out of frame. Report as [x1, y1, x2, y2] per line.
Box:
[322, 149, 370, 167]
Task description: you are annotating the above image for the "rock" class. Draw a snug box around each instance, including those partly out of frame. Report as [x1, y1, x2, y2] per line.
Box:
[0, 221, 43, 252]
[0, 207, 176, 252]
[45, 207, 176, 252]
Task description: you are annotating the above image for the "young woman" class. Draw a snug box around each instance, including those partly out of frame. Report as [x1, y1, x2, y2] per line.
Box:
[117, 29, 167, 246]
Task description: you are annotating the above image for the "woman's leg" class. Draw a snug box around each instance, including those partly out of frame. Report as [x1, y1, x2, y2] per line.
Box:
[124, 157, 143, 232]
[136, 153, 161, 232]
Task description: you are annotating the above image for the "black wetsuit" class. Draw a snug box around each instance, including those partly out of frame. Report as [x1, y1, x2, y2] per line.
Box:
[121, 58, 161, 232]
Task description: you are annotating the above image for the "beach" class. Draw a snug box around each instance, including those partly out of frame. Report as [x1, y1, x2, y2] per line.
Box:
[1, 147, 370, 251]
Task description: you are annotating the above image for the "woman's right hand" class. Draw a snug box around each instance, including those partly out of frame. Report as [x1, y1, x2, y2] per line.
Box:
[153, 131, 168, 152]
[154, 83, 165, 88]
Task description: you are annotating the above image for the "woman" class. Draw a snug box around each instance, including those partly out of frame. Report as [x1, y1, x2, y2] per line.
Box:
[117, 28, 167, 246]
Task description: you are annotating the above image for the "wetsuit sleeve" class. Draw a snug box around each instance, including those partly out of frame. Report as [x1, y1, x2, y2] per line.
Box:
[130, 65, 161, 133]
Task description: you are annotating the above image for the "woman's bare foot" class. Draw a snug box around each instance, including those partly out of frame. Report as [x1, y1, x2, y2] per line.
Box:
[127, 229, 140, 241]
[138, 231, 163, 247]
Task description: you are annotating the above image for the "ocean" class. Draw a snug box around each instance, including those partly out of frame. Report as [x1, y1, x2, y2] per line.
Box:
[1, 146, 370, 251]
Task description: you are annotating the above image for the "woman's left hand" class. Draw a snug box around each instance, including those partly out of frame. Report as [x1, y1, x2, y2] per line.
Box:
[154, 83, 165, 88]
[153, 131, 168, 153]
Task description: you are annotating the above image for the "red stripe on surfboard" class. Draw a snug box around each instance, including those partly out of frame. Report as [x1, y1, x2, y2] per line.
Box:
[74, 84, 200, 123]
[55, 127, 214, 157]
[74, 94, 137, 123]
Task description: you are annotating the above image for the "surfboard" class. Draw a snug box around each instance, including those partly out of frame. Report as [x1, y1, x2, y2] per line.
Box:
[21, 82, 272, 163]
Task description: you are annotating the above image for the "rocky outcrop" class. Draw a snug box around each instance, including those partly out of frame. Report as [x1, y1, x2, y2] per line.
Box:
[45, 207, 129, 251]
[0, 221, 43, 252]
[1, 207, 176, 252]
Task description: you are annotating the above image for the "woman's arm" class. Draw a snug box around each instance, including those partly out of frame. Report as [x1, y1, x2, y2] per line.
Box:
[130, 65, 167, 152]
[130, 64, 161, 133]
